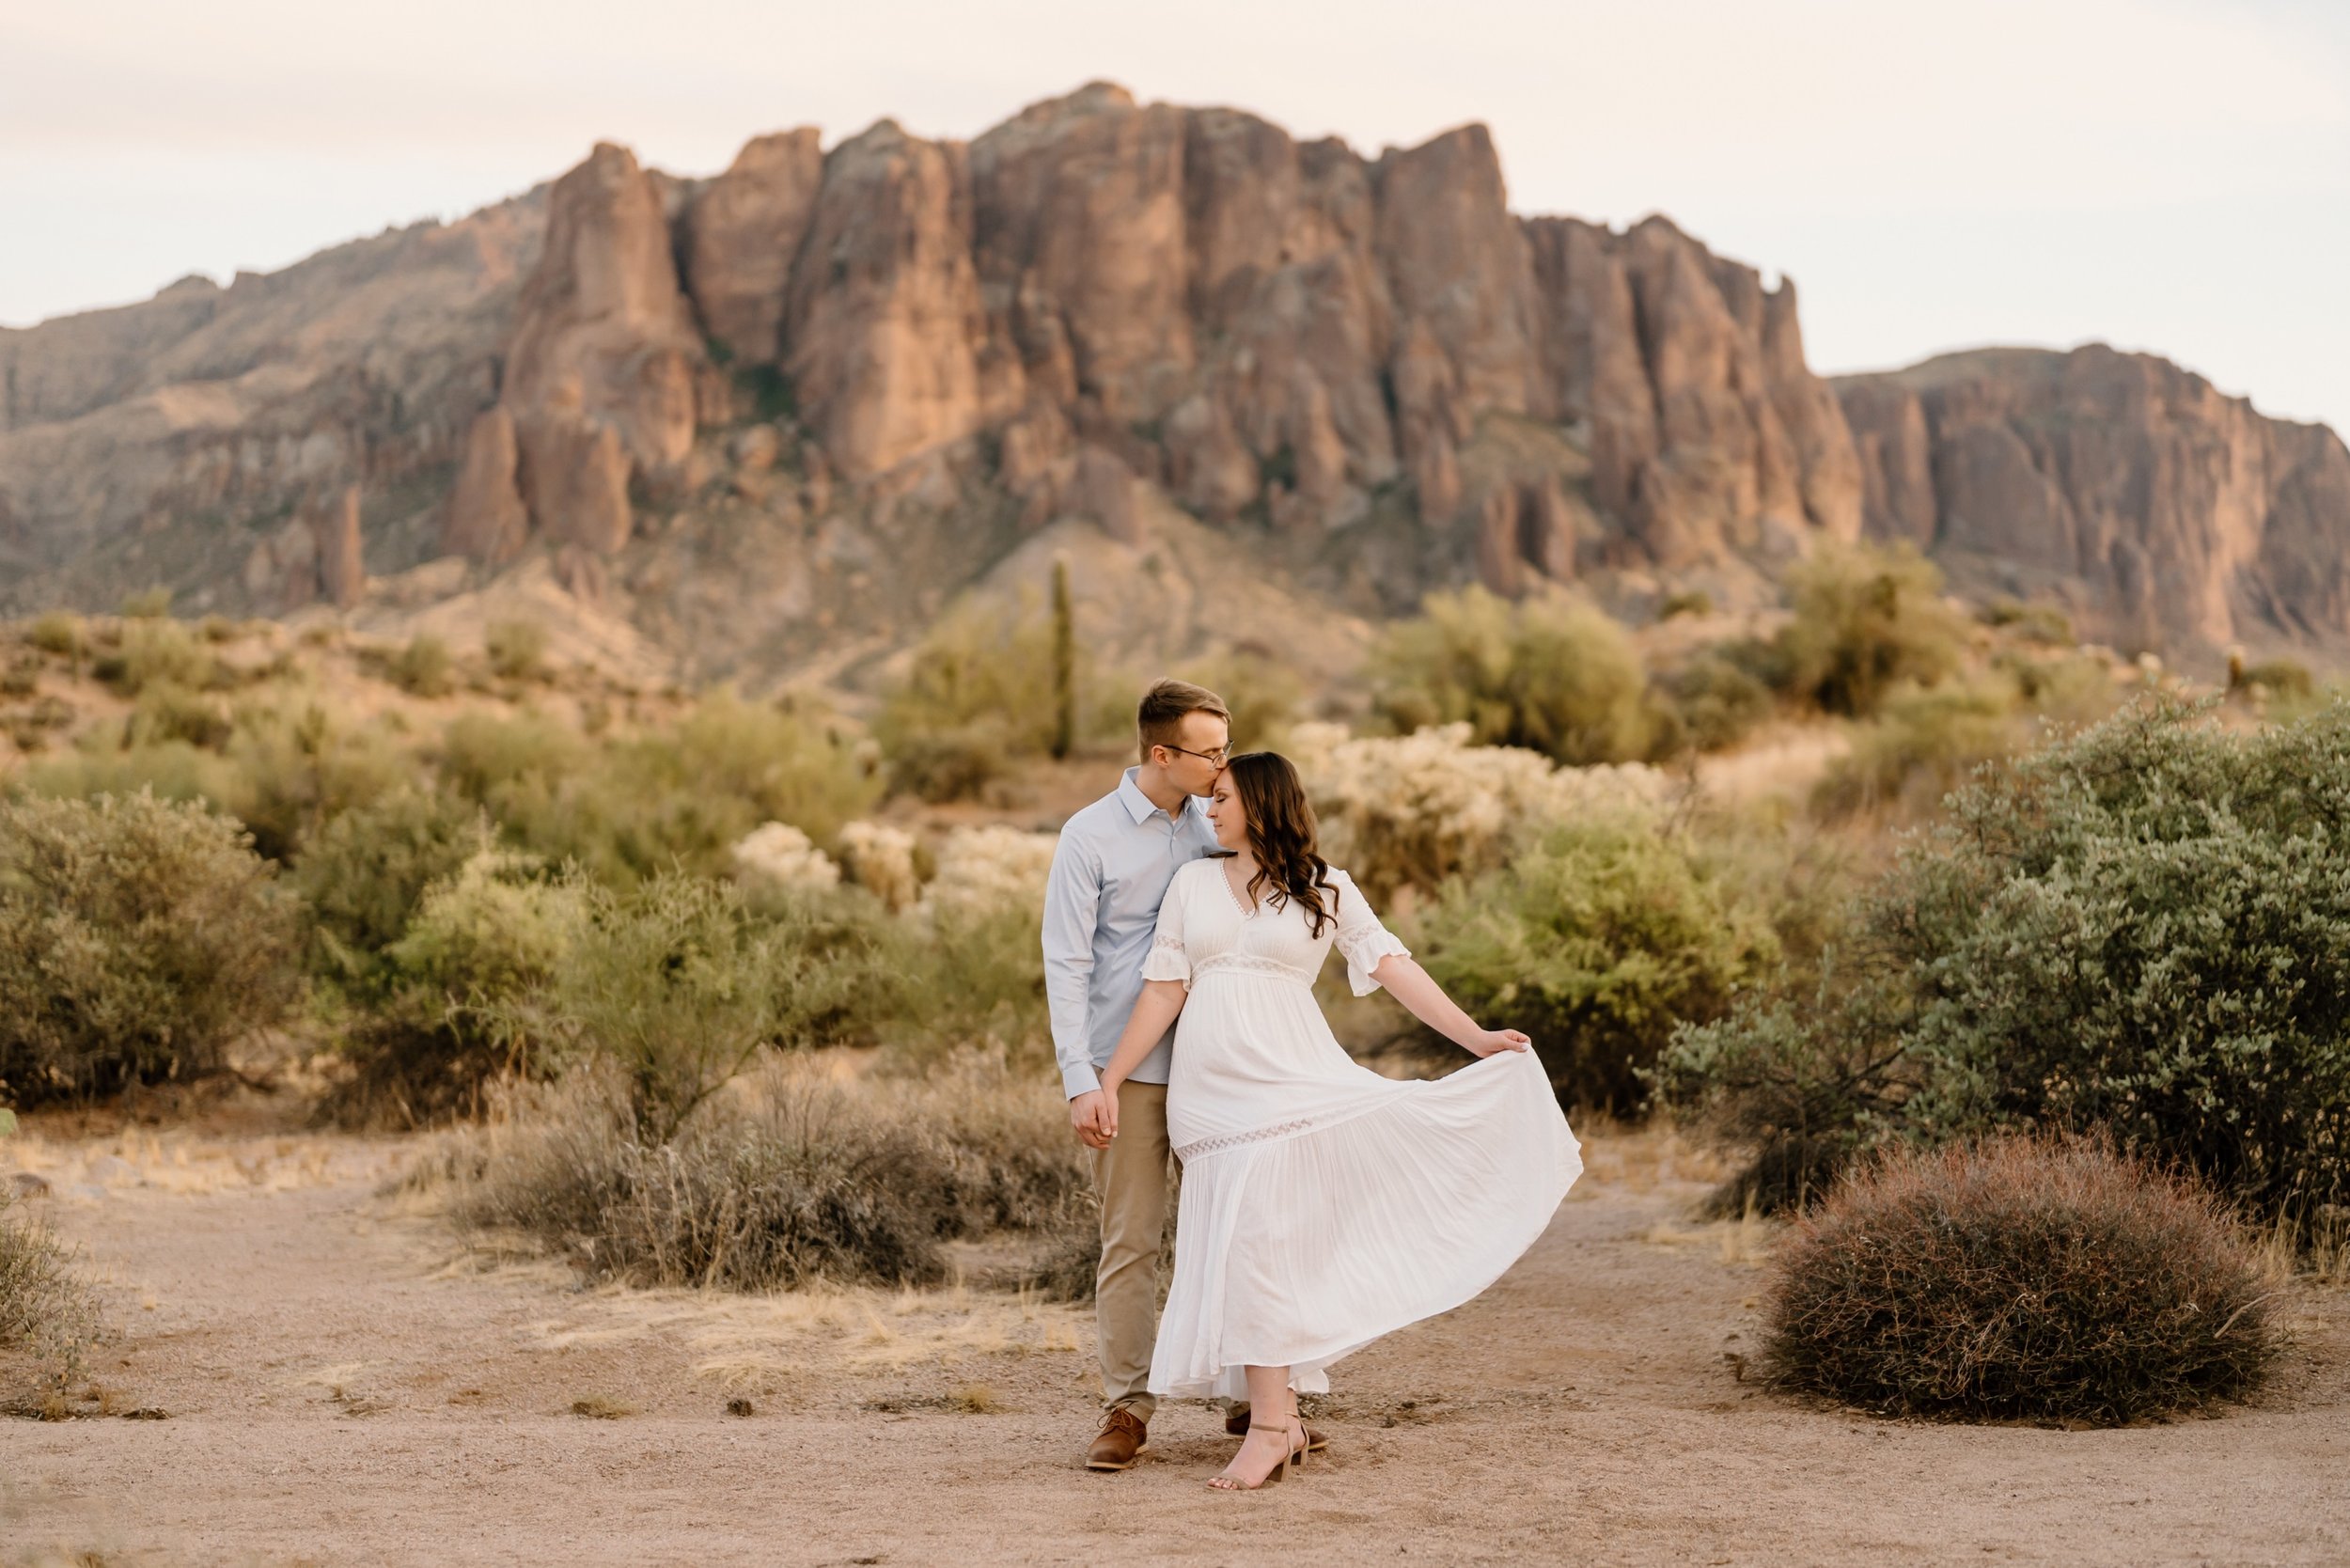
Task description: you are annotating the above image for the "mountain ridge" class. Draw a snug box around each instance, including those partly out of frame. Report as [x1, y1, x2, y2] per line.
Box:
[3, 83, 2343, 684]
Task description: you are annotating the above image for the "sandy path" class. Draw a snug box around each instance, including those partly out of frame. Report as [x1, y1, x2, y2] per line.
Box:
[6, 1130, 2348, 1568]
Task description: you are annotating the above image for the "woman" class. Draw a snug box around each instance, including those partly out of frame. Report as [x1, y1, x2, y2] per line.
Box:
[1097, 752, 1582, 1491]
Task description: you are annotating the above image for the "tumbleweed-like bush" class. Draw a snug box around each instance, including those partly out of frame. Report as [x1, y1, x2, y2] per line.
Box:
[1765, 1136, 2279, 1425]
[448, 1055, 1085, 1291]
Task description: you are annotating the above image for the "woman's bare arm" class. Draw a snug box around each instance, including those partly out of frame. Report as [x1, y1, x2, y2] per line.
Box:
[1371, 955, 1531, 1058]
[1096, 980, 1189, 1137]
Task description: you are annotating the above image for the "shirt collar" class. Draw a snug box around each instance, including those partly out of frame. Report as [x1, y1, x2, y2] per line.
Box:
[1118, 767, 1198, 825]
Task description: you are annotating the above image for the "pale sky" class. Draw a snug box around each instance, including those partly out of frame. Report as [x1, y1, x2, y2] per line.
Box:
[5, 0, 2346, 435]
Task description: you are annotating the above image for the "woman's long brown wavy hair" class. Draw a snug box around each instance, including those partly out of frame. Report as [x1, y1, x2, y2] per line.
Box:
[1216, 752, 1338, 937]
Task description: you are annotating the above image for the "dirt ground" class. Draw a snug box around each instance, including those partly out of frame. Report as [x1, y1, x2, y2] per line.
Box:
[5, 1117, 2347, 1568]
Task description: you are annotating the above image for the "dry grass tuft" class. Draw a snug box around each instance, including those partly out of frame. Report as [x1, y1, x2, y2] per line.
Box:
[947, 1382, 999, 1414]
[569, 1395, 638, 1419]
[442, 1054, 1087, 1294]
[1766, 1135, 2281, 1425]
[0, 1190, 100, 1394]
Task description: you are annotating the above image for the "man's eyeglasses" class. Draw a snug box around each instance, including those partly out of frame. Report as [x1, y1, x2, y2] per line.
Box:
[1160, 742, 1231, 767]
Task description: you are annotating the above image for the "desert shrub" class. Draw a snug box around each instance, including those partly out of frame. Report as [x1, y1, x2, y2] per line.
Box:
[1650, 646, 1776, 755]
[119, 588, 172, 619]
[450, 1056, 1084, 1290]
[1178, 648, 1301, 752]
[1371, 587, 1655, 764]
[387, 635, 456, 698]
[0, 792, 302, 1102]
[835, 821, 921, 912]
[1412, 811, 1776, 1113]
[25, 613, 83, 658]
[329, 849, 581, 1125]
[292, 786, 494, 997]
[1811, 680, 2021, 820]
[1286, 721, 1667, 903]
[23, 693, 409, 862]
[1664, 698, 2350, 1225]
[729, 822, 841, 893]
[445, 694, 877, 884]
[484, 619, 548, 682]
[217, 694, 412, 860]
[91, 618, 221, 697]
[1980, 598, 2076, 646]
[874, 598, 1120, 801]
[1767, 1136, 2278, 1424]
[1769, 543, 1968, 716]
[2235, 656, 2316, 705]
[484, 871, 883, 1142]
[124, 682, 234, 750]
[0, 1190, 101, 1393]
[18, 738, 245, 817]
[884, 902, 1054, 1068]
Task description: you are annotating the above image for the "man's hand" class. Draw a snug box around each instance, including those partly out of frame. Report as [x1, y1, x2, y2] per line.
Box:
[1069, 1090, 1112, 1150]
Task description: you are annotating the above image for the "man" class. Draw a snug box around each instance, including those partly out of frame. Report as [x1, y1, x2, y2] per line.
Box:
[1042, 678, 1230, 1471]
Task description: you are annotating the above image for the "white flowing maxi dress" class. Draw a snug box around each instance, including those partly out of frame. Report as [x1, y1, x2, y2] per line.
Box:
[1142, 857, 1582, 1400]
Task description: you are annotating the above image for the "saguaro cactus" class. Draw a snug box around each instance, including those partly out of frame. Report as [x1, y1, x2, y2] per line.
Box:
[1050, 555, 1076, 760]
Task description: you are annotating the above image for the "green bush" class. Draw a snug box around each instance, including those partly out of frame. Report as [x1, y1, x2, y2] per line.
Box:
[0, 792, 302, 1102]
[485, 871, 883, 1142]
[125, 682, 234, 750]
[1980, 598, 2076, 646]
[387, 635, 456, 698]
[874, 599, 1117, 800]
[1178, 648, 1301, 752]
[1650, 646, 1776, 755]
[329, 848, 580, 1125]
[1766, 1136, 2277, 1424]
[880, 903, 1053, 1070]
[484, 619, 549, 682]
[218, 694, 412, 861]
[292, 787, 494, 997]
[1664, 698, 2350, 1225]
[1810, 680, 2020, 820]
[91, 618, 222, 697]
[25, 613, 82, 658]
[1411, 812, 1775, 1113]
[1769, 543, 1969, 716]
[442, 694, 877, 883]
[1371, 587, 1655, 764]
[120, 588, 173, 619]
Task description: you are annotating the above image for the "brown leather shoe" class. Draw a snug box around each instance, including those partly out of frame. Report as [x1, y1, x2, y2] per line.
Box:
[1087, 1406, 1149, 1471]
[1225, 1403, 1327, 1452]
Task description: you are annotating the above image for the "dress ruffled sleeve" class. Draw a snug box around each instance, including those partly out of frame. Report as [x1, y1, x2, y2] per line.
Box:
[1330, 870, 1411, 996]
[1139, 864, 1193, 988]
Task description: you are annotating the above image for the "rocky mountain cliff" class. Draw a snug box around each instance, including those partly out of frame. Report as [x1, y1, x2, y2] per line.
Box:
[1838, 347, 2350, 656]
[4, 82, 2343, 681]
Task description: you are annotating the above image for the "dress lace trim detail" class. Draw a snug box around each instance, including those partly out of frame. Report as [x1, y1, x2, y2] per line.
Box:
[1151, 933, 1185, 951]
[1192, 952, 1316, 986]
[1172, 1119, 1317, 1161]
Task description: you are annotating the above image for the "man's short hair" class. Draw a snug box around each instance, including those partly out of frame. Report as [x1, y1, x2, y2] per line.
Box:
[1137, 678, 1230, 760]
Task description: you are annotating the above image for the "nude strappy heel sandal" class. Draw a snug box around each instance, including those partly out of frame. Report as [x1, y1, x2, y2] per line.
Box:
[1207, 1418, 1308, 1491]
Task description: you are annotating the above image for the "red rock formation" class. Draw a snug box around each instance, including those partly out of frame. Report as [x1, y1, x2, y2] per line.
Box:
[311, 484, 366, 608]
[783, 120, 995, 480]
[1837, 346, 2350, 651]
[684, 129, 824, 367]
[441, 409, 529, 564]
[491, 142, 717, 558]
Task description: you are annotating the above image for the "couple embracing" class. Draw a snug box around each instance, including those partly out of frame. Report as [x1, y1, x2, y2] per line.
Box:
[1042, 679, 1583, 1491]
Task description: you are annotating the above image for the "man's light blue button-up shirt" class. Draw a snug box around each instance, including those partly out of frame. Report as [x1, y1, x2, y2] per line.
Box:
[1042, 767, 1220, 1100]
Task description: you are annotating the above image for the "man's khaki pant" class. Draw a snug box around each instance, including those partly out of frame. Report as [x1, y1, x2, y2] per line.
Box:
[1091, 1080, 1172, 1422]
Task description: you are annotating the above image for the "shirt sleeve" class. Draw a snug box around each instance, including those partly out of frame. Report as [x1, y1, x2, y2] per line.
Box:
[1139, 866, 1192, 989]
[1042, 828, 1104, 1099]
[1331, 869, 1411, 996]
